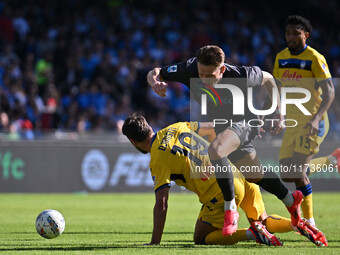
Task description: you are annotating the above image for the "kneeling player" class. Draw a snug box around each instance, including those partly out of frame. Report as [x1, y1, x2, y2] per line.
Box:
[122, 115, 327, 246]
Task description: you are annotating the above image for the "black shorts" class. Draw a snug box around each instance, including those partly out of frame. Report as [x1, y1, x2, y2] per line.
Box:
[214, 123, 258, 164]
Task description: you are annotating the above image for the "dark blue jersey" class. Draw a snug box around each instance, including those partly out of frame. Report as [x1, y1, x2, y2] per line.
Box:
[160, 58, 263, 123]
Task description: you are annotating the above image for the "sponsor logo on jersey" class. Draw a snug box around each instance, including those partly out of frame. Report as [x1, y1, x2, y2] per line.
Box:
[282, 70, 302, 81]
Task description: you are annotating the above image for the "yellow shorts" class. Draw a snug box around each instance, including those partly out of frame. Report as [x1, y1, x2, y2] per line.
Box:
[279, 116, 329, 160]
[198, 177, 265, 229]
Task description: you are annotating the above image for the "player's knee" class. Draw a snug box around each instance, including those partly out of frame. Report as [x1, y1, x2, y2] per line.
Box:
[208, 143, 228, 160]
[193, 234, 205, 245]
[280, 171, 295, 182]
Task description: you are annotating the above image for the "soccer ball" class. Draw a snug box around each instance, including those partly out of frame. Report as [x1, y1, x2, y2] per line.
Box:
[35, 209, 65, 239]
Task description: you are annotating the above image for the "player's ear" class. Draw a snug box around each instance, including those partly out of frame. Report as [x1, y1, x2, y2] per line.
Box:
[220, 65, 226, 74]
[304, 32, 310, 40]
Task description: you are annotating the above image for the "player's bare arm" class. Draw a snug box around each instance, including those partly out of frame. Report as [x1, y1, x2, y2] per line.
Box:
[196, 122, 215, 136]
[304, 79, 335, 136]
[149, 186, 169, 245]
[147, 68, 168, 98]
[196, 122, 216, 143]
[260, 71, 284, 135]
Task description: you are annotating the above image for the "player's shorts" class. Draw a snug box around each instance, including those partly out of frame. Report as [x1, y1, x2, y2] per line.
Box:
[279, 116, 329, 160]
[214, 123, 258, 164]
[198, 177, 265, 229]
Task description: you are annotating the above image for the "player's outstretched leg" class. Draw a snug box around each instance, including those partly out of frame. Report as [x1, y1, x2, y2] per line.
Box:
[297, 218, 328, 247]
[264, 214, 328, 246]
[248, 221, 283, 246]
[254, 171, 303, 227]
[307, 148, 340, 176]
[286, 190, 303, 226]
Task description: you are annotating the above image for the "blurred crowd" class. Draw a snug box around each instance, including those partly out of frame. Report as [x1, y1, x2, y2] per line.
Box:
[0, 0, 339, 139]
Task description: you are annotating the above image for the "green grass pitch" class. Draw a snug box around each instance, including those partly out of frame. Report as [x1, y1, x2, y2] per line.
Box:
[0, 192, 339, 254]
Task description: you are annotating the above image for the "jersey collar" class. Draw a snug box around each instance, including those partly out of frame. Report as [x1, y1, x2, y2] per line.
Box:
[150, 132, 157, 149]
[290, 44, 308, 55]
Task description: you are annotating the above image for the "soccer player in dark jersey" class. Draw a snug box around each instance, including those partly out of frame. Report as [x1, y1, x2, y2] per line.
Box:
[147, 45, 303, 236]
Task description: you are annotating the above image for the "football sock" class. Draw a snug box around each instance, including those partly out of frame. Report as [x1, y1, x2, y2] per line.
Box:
[204, 229, 247, 245]
[307, 156, 330, 176]
[297, 184, 313, 223]
[265, 214, 293, 233]
[256, 171, 290, 200]
[281, 191, 294, 207]
[211, 157, 235, 202]
[306, 217, 316, 226]
[328, 155, 338, 166]
[245, 229, 256, 240]
[224, 198, 237, 212]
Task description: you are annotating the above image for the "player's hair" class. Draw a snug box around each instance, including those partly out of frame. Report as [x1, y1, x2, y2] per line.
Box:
[122, 114, 152, 142]
[196, 45, 225, 66]
[285, 15, 312, 34]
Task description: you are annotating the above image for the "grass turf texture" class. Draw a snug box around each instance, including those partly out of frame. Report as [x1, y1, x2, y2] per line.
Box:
[0, 193, 339, 254]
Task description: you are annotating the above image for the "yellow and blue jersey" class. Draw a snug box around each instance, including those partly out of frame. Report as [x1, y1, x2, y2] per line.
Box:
[149, 122, 223, 205]
[273, 45, 332, 124]
[149, 122, 266, 223]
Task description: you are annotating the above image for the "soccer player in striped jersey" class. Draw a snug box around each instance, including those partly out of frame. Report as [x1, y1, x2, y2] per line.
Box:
[273, 15, 336, 227]
[122, 114, 328, 246]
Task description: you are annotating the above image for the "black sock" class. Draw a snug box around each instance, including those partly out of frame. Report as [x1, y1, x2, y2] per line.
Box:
[211, 157, 235, 201]
[256, 171, 289, 200]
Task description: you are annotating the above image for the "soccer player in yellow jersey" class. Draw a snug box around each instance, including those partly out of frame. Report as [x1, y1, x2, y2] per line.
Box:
[122, 114, 328, 246]
[273, 15, 336, 227]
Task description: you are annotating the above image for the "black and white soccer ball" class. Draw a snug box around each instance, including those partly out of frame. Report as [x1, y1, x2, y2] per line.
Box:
[35, 209, 65, 239]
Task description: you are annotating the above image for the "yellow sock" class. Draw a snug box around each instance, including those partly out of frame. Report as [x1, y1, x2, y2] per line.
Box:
[204, 229, 247, 245]
[265, 214, 293, 233]
[308, 157, 330, 175]
[301, 193, 313, 220]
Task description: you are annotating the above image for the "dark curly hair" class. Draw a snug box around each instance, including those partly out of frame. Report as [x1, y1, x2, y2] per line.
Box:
[285, 15, 312, 34]
[122, 114, 152, 142]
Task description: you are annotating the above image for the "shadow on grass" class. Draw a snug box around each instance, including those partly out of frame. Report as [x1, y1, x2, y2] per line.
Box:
[1, 242, 340, 251]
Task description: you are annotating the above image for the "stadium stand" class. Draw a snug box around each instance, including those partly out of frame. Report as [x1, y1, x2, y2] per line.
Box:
[0, 0, 339, 139]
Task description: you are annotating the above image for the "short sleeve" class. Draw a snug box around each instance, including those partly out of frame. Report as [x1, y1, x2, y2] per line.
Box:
[189, 121, 199, 133]
[244, 66, 263, 87]
[312, 54, 332, 83]
[150, 163, 171, 192]
[160, 58, 197, 86]
[272, 55, 279, 79]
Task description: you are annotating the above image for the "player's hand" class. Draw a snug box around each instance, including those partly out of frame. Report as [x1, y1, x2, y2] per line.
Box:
[151, 81, 168, 98]
[304, 118, 319, 136]
[258, 127, 266, 139]
[249, 126, 265, 140]
[270, 114, 284, 135]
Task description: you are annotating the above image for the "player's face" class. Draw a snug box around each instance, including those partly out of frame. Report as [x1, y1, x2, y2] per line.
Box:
[134, 145, 148, 154]
[130, 139, 149, 154]
[197, 62, 225, 86]
[285, 25, 309, 53]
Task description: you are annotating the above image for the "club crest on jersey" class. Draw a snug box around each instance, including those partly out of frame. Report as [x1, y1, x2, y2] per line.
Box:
[300, 61, 306, 69]
[167, 65, 177, 73]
